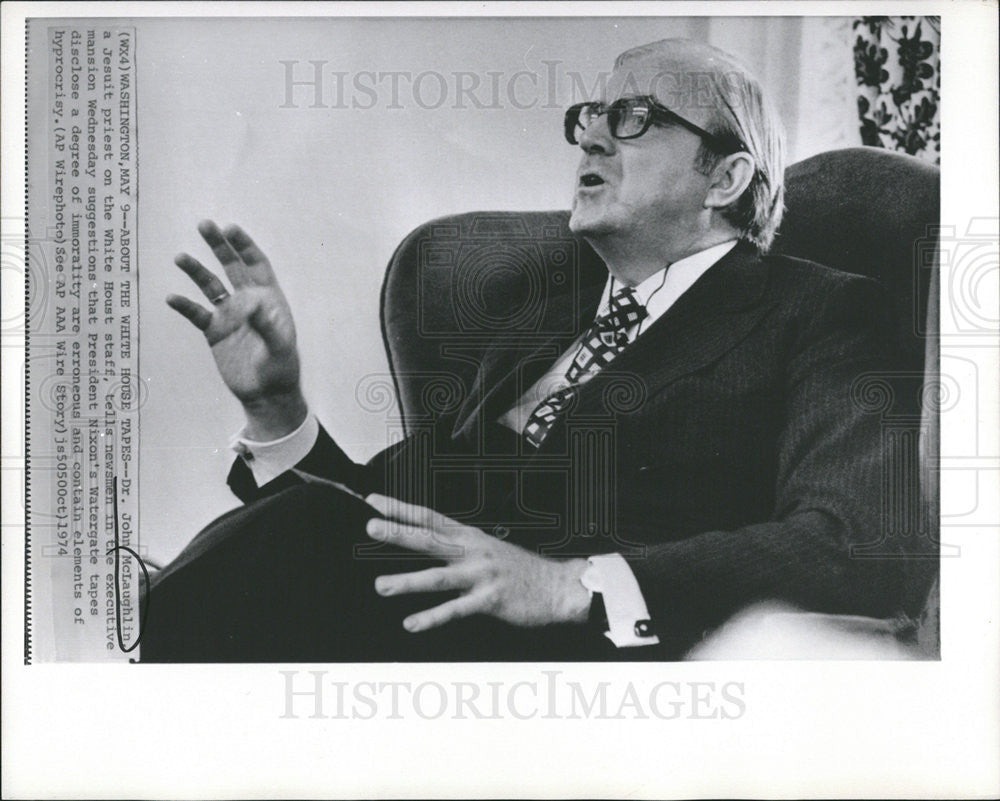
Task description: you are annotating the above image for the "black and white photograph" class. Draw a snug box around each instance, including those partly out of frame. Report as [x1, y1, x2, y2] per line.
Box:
[2, 2, 998, 798]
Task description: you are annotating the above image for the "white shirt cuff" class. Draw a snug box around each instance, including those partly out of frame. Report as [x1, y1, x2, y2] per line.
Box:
[580, 553, 660, 648]
[229, 414, 320, 487]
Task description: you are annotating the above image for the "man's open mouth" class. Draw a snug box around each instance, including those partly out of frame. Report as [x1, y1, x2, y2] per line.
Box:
[579, 173, 605, 187]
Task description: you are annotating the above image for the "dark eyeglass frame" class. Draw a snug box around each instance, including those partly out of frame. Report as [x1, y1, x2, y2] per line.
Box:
[564, 96, 745, 154]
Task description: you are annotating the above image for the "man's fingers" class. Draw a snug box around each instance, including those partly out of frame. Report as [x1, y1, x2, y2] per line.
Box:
[174, 253, 230, 302]
[402, 593, 484, 633]
[365, 493, 461, 533]
[222, 224, 276, 282]
[374, 566, 473, 597]
[197, 219, 251, 288]
[166, 294, 212, 332]
[365, 518, 464, 558]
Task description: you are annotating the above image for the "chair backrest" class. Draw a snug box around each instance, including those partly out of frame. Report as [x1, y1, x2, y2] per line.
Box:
[770, 147, 939, 373]
[381, 211, 605, 425]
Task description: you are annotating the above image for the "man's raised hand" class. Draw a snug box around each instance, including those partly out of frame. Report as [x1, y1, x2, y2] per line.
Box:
[166, 221, 307, 439]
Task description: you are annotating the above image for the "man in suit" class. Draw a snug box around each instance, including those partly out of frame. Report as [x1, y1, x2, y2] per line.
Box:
[142, 39, 912, 661]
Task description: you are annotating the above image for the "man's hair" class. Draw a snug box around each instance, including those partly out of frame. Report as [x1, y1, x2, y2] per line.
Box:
[616, 40, 786, 252]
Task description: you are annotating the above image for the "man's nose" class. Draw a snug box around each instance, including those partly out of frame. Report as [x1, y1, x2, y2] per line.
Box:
[577, 112, 616, 154]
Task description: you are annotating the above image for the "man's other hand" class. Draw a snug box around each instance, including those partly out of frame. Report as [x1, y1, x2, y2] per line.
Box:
[365, 494, 592, 632]
[167, 221, 307, 439]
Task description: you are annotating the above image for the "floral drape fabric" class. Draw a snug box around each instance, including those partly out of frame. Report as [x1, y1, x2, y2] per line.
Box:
[853, 17, 940, 164]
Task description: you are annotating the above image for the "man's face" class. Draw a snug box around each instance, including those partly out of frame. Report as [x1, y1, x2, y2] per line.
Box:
[568, 55, 715, 254]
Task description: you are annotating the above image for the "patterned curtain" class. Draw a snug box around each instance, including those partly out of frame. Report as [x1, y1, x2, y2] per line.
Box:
[853, 16, 940, 164]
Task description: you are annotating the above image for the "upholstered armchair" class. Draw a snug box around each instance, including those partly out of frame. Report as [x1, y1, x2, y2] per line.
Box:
[380, 147, 940, 658]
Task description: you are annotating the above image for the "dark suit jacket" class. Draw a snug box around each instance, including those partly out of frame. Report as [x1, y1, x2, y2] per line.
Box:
[227, 242, 916, 655]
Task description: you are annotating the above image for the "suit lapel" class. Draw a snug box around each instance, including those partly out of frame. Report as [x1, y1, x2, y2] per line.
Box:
[453, 273, 605, 439]
[452, 244, 774, 438]
[572, 245, 775, 416]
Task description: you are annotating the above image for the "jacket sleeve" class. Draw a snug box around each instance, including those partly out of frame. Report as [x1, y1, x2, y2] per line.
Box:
[226, 423, 375, 504]
[625, 275, 920, 649]
[225, 418, 443, 505]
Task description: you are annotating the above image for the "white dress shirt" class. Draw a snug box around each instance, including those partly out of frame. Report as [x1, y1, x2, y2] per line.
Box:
[232, 240, 738, 648]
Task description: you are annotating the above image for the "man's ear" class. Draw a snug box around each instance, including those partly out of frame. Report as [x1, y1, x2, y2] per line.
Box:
[704, 152, 755, 210]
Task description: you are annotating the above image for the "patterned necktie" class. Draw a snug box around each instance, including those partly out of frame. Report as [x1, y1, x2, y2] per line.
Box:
[523, 285, 648, 448]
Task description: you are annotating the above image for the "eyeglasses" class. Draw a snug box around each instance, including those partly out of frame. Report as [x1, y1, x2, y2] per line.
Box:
[564, 96, 744, 154]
